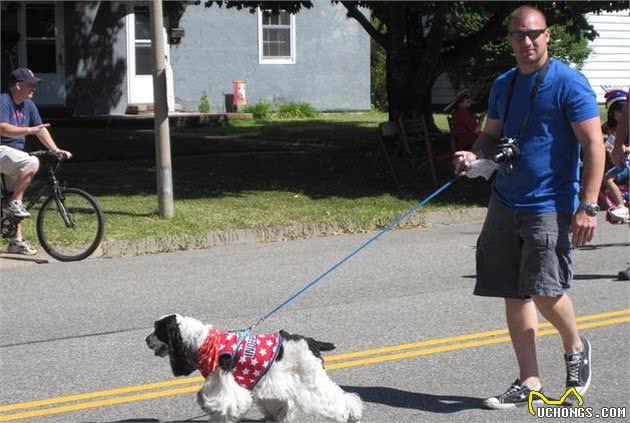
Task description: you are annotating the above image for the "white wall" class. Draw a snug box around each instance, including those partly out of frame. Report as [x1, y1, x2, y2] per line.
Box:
[432, 72, 456, 106]
[582, 10, 630, 103]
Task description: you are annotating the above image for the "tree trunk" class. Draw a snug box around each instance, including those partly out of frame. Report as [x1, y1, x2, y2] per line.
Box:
[385, 6, 407, 122]
[384, 3, 448, 128]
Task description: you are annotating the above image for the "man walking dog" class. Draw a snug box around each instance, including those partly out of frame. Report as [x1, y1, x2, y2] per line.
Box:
[453, 6, 605, 409]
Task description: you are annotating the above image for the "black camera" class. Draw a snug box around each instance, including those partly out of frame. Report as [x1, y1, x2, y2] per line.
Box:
[494, 137, 520, 174]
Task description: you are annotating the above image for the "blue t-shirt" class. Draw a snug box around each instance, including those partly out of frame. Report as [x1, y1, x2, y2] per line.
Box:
[487, 59, 599, 213]
[0, 93, 43, 150]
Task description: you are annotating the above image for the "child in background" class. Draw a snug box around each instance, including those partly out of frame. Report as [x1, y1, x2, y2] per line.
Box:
[444, 89, 480, 151]
[601, 89, 629, 223]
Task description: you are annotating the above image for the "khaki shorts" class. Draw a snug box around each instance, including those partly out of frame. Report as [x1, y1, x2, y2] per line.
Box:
[0, 145, 39, 191]
[474, 193, 574, 299]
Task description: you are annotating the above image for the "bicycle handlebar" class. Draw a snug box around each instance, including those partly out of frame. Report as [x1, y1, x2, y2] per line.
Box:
[30, 150, 68, 161]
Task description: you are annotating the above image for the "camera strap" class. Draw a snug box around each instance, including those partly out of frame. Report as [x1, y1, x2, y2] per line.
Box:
[503, 58, 550, 139]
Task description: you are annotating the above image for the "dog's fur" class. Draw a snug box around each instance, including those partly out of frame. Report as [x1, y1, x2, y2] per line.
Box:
[146, 314, 362, 422]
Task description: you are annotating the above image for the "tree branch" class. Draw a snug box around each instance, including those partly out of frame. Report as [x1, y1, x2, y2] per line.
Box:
[340, 1, 386, 49]
[442, 11, 507, 68]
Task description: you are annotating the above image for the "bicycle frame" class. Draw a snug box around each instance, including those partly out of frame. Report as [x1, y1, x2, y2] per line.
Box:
[1, 153, 73, 238]
[2, 150, 105, 261]
[28, 158, 76, 228]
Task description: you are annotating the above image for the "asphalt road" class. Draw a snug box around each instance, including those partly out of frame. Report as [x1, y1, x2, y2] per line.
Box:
[1, 215, 628, 423]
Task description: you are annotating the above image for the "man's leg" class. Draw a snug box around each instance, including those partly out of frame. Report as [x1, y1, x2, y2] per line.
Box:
[2, 153, 39, 255]
[9, 159, 39, 202]
[505, 298, 541, 389]
[533, 294, 582, 353]
[534, 293, 591, 394]
[15, 221, 24, 242]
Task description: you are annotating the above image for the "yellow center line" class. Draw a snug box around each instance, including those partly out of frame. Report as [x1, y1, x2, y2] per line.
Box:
[325, 308, 630, 362]
[0, 386, 201, 422]
[0, 308, 627, 422]
[0, 377, 203, 413]
[325, 316, 630, 370]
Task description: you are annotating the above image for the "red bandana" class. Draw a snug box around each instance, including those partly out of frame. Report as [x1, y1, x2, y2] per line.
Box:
[197, 329, 281, 390]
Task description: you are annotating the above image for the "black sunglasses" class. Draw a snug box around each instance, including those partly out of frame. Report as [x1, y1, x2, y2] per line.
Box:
[508, 29, 547, 41]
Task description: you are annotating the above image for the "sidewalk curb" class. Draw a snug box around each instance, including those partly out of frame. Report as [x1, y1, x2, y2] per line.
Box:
[97, 207, 488, 258]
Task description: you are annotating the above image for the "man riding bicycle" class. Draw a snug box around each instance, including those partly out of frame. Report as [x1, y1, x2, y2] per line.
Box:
[0, 67, 72, 255]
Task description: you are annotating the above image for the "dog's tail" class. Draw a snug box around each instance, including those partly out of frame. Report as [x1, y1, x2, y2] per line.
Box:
[280, 330, 335, 359]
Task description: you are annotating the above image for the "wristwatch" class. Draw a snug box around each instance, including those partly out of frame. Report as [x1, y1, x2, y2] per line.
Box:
[578, 202, 600, 217]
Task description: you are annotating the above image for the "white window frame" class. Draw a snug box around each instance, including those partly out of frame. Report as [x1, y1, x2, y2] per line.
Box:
[18, 2, 63, 74]
[257, 8, 296, 65]
[126, 3, 153, 78]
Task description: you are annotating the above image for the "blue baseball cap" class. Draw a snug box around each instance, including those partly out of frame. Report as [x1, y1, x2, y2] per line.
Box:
[604, 89, 627, 109]
[10, 67, 42, 85]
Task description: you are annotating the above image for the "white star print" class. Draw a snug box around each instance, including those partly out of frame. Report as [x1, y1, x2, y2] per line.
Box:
[259, 348, 267, 356]
[251, 358, 258, 366]
[254, 370, 261, 377]
[239, 356, 247, 364]
[266, 340, 274, 347]
[243, 368, 250, 375]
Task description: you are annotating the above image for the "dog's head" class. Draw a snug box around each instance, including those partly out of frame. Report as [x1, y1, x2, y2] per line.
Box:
[146, 314, 198, 377]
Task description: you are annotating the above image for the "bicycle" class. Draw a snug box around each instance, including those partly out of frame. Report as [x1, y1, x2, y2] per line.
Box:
[1, 150, 105, 261]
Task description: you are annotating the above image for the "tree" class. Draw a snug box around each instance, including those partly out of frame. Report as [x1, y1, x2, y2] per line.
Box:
[201, 1, 627, 128]
[440, 7, 594, 113]
[340, 1, 626, 129]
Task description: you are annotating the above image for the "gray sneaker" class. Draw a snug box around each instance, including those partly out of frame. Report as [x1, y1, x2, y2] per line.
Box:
[565, 337, 592, 395]
[482, 379, 544, 410]
[4, 200, 30, 218]
[8, 239, 37, 256]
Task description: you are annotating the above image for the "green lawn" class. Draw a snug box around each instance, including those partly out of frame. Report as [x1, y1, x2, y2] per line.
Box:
[14, 111, 487, 247]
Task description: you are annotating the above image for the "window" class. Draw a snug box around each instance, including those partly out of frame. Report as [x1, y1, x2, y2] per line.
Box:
[25, 4, 56, 73]
[258, 9, 295, 64]
[134, 6, 152, 75]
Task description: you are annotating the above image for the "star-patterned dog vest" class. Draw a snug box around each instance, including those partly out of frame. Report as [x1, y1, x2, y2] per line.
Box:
[197, 329, 281, 390]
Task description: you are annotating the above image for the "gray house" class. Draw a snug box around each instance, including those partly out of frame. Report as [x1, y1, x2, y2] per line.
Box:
[0, 1, 371, 116]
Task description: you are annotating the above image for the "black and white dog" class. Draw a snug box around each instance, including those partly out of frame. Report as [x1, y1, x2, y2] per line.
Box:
[146, 314, 362, 422]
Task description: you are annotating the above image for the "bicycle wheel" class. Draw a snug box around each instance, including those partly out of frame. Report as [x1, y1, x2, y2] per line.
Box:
[36, 188, 105, 261]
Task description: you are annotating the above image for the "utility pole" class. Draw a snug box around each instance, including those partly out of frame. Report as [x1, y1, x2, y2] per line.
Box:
[150, 0, 174, 218]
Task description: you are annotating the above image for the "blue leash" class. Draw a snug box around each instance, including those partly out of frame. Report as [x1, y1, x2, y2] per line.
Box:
[247, 175, 462, 330]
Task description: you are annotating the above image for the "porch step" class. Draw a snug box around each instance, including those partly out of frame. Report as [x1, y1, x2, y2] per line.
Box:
[126, 104, 154, 115]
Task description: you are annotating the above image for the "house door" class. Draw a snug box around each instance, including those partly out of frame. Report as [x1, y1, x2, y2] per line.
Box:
[126, 4, 174, 109]
[16, 2, 66, 105]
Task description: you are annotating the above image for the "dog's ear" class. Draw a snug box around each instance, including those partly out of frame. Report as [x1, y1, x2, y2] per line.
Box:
[156, 314, 197, 376]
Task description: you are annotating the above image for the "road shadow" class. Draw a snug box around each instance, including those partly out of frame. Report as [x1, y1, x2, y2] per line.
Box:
[0, 253, 48, 265]
[573, 273, 620, 280]
[342, 385, 483, 413]
[578, 242, 630, 251]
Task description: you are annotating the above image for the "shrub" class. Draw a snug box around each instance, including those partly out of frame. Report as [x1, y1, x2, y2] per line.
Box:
[242, 100, 274, 121]
[277, 102, 320, 119]
[198, 91, 211, 113]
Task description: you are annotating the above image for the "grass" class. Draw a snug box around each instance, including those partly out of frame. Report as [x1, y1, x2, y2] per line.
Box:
[11, 111, 489, 248]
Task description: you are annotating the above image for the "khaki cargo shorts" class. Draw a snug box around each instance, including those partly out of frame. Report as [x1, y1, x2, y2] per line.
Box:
[0, 145, 39, 190]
